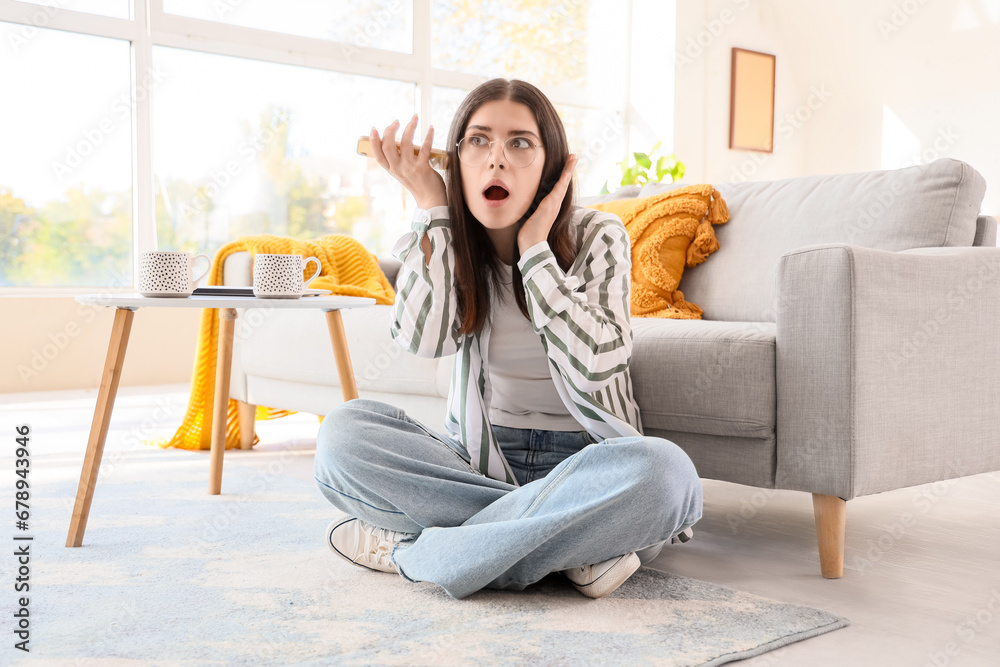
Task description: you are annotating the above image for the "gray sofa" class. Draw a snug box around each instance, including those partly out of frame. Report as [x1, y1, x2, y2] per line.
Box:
[224, 158, 1000, 578]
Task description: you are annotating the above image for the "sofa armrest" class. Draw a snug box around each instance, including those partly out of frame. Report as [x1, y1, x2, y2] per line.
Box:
[974, 215, 997, 247]
[775, 244, 1000, 500]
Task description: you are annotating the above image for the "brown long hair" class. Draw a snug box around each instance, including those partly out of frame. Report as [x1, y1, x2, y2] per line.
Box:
[445, 78, 577, 336]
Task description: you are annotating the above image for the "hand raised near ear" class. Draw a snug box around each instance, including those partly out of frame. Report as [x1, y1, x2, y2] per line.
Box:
[517, 154, 577, 253]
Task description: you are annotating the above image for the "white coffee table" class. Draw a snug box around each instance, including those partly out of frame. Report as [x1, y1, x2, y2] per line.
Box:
[66, 293, 376, 547]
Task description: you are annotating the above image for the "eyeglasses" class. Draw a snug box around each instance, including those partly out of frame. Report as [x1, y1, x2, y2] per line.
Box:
[456, 135, 542, 168]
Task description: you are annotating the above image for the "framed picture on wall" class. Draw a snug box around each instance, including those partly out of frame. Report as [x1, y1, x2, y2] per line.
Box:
[729, 47, 776, 153]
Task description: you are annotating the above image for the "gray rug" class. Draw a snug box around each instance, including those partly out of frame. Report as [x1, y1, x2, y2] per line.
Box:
[14, 440, 848, 666]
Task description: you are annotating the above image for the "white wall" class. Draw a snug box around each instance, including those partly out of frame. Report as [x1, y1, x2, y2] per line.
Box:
[0, 297, 200, 394]
[673, 0, 1000, 221]
[674, 0, 806, 183]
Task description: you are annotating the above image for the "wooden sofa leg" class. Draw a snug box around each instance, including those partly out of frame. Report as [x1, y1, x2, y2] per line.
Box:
[237, 400, 256, 450]
[812, 494, 847, 578]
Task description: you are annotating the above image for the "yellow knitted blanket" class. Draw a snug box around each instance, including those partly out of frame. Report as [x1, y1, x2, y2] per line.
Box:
[160, 234, 396, 451]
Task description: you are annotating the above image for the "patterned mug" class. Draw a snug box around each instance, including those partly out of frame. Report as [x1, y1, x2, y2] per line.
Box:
[138, 251, 211, 297]
[252, 253, 322, 299]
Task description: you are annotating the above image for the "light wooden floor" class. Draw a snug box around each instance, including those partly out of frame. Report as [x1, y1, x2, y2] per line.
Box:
[649, 466, 1000, 665]
[3, 385, 998, 666]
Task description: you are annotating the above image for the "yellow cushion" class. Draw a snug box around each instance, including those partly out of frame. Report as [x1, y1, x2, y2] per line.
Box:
[587, 185, 729, 319]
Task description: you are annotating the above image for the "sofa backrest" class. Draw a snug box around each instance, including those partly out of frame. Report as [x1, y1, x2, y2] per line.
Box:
[592, 158, 987, 322]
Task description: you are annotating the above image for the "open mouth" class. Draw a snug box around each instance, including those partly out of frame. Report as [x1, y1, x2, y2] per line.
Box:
[482, 182, 510, 208]
[484, 185, 509, 201]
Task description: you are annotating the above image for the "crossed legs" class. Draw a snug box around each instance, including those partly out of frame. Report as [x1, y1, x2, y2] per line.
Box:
[314, 398, 703, 599]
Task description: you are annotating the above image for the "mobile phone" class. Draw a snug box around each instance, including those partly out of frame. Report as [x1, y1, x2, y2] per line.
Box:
[357, 135, 449, 170]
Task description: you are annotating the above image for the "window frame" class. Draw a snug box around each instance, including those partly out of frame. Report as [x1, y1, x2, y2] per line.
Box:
[0, 0, 637, 293]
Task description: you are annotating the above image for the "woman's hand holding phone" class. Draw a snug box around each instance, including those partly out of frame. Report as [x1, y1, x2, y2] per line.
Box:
[369, 115, 447, 211]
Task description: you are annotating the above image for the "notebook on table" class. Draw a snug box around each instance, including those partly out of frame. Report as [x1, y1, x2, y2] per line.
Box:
[191, 286, 332, 297]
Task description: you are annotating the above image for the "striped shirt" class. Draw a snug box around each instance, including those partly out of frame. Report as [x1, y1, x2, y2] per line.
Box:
[388, 205, 644, 486]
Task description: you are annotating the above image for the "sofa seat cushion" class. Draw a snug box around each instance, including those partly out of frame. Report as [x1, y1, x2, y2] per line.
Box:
[236, 304, 451, 399]
[631, 319, 775, 440]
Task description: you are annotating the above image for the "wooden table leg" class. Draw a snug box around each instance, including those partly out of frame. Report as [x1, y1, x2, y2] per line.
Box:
[66, 307, 135, 547]
[325, 309, 359, 401]
[209, 308, 238, 495]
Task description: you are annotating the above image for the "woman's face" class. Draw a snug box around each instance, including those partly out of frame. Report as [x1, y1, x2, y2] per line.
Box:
[459, 99, 546, 233]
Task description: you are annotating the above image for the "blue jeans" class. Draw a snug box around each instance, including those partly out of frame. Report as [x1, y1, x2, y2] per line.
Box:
[314, 398, 703, 600]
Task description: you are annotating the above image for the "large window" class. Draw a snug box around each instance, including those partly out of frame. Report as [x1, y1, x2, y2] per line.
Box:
[164, 0, 414, 52]
[15, 0, 129, 19]
[151, 47, 415, 257]
[431, 0, 626, 96]
[0, 22, 133, 287]
[0, 0, 674, 289]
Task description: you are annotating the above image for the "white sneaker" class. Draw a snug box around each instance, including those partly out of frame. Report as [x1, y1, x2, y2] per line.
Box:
[326, 517, 408, 573]
[563, 552, 642, 599]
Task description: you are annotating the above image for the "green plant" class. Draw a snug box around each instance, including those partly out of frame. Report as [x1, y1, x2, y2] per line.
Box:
[599, 141, 685, 194]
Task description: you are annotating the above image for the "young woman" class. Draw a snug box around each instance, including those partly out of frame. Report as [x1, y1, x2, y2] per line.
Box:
[314, 78, 702, 600]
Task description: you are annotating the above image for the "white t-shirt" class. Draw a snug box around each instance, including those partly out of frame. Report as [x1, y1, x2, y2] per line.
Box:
[487, 262, 585, 431]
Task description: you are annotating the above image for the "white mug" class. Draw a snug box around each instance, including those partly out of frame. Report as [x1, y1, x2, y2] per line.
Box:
[253, 253, 322, 299]
[139, 251, 211, 297]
